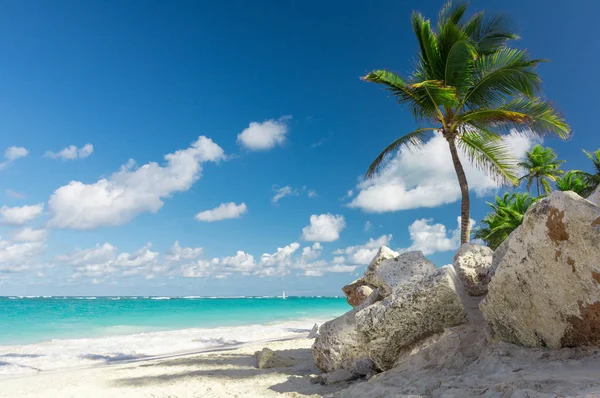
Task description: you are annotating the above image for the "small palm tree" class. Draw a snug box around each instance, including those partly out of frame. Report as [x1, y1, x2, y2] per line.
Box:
[473, 192, 539, 250]
[362, 2, 570, 244]
[555, 171, 589, 196]
[517, 145, 564, 196]
[581, 149, 600, 195]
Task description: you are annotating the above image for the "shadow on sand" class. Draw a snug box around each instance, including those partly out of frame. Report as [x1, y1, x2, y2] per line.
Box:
[113, 347, 354, 396]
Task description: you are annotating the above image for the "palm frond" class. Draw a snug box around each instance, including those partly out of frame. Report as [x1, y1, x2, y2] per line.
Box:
[464, 12, 519, 54]
[460, 48, 544, 109]
[457, 129, 519, 185]
[366, 128, 437, 178]
[412, 12, 443, 80]
[493, 97, 570, 138]
[362, 71, 458, 121]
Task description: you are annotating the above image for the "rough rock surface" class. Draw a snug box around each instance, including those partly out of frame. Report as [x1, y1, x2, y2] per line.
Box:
[255, 348, 296, 369]
[328, 323, 600, 398]
[312, 290, 381, 373]
[342, 279, 373, 307]
[356, 265, 468, 370]
[363, 246, 398, 278]
[307, 323, 320, 339]
[588, 185, 600, 206]
[453, 243, 494, 296]
[481, 191, 600, 349]
[492, 238, 510, 273]
[363, 251, 436, 297]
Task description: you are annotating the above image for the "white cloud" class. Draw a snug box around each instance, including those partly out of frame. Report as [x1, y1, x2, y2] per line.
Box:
[333, 234, 393, 265]
[400, 217, 475, 256]
[349, 131, 534, 212]
[181, 259, 215, 278]
[58, 243, 117, 267]
[12, 227, 47, 242]
[195, 202, 247, 222]
[301, 213, 346, 242]
[0, 239, 45, 273]
[115, 243, 158, 267]
[0, 146, 28, 169]
[272, 186, 296, 203]
[48, 136, 225, 230]
[0, 204, 44, 225]
[163, 241, 203, 263]
[45, 144, 94, 160]
[237, 116, 291, 151]
[364, 221, 372, 232]
[58, 242, 163, 280]
[256, 242, 301, 277]
[271, 185, 316, 204]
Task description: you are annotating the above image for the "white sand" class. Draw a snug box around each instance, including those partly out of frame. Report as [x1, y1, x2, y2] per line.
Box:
[0, 338, 354, 398]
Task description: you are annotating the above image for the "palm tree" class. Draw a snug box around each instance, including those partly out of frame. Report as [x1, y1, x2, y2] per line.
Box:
[473, 192, 539, 250]
[517, 145, 564, 196]
[362, 2, 570, 244]
[581, 149, 600, 195]
[555, 171, 589, 196]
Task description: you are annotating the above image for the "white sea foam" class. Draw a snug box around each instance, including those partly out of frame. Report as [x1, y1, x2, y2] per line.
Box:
[150, 297, 170, 300]
[0, 319, 326, 378]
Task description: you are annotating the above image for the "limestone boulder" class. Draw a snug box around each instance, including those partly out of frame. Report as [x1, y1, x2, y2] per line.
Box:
[255, 348, 296, 369]
[453, 243, 494, 296]
[363, 251, 436, 297]
[587, 185, 600, 206]
[480, 191, 600, 348]
[363, 246, 399, 277]
[356, 265, 468, 370]
[312, 290, 381, 373]
[342, 279, 373, 307]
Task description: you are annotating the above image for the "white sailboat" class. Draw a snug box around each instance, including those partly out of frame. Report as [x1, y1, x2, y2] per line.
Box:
[282, 291, 287, 299]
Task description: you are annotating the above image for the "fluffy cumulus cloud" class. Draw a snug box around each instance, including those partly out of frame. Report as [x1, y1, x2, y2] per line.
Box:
[12, 227, 48, 242]
[0, 204, 44, 225]
[163, 241, 203, 263]
[180, 239, 356, 279]
[45, 144, 93, 160]
[349, 131, 534, 212]
[400, 217, 475, 256]
[272, 185, 317, 204]
[333, 234, 393, 265]
[0, 146, 29, 169]
[301, 213, 346, 242]
[237, 116, 291, 151]
[0, 239, 45, 273]
[195, 202, 247, 222]
[48, 136, 225, 230]
[58, 242, 164, 281]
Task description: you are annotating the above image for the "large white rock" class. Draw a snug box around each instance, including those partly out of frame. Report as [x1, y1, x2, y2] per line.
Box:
[356, 265, 468, 370]
[312, 290, 381, 373]
[363, 251, 436, 297]
[481, 191, 600, 348]
[363, 246, 398, 276]
[453, 243, 494, 296]
[587, 185, 600, 206]
[342, 278, 373, 307]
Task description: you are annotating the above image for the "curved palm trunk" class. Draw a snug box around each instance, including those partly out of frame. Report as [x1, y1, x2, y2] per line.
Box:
[447, 137, 470, 244]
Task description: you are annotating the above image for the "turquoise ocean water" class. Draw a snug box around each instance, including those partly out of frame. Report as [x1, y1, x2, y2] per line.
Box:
[0, 296, 349, 345]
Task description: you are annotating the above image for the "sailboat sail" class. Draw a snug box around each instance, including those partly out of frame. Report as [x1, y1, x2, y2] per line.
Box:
[282, 291, 287, 299]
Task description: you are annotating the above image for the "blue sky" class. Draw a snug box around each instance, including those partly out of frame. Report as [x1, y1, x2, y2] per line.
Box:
[0, 0, 598, 296]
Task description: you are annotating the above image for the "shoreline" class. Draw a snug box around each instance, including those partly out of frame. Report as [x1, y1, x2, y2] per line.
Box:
[0, 317, 331, 380]
[0, 336, 354, 398]
[0, 334, 310, 382]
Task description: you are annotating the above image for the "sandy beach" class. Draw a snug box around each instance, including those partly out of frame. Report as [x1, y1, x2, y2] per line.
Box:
[0, 337, 351, 398]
